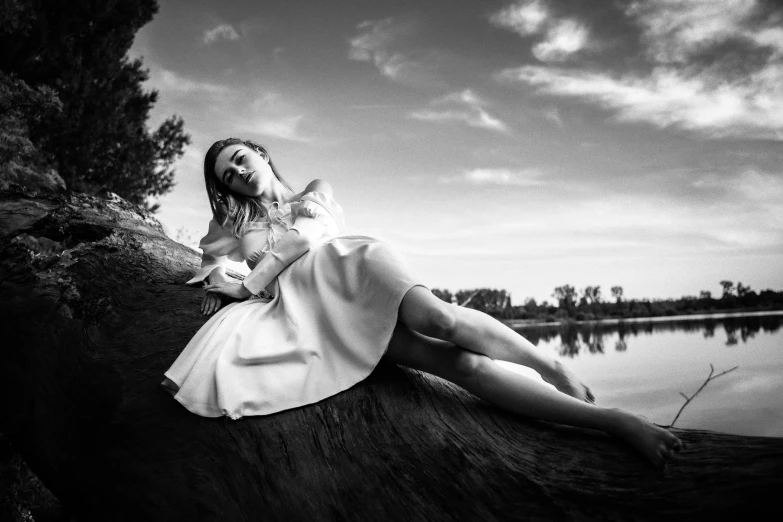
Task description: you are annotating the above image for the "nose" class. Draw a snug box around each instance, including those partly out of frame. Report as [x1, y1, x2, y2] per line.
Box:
[229, 165, 246, 181]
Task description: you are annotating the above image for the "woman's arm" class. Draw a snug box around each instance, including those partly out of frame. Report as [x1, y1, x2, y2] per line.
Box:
[186, 218, 244, 315]
[202, 268, 230, 315]
[185, 218, 243, 286]
[204, 182, 340, 301]
[204, 216, 320, 300]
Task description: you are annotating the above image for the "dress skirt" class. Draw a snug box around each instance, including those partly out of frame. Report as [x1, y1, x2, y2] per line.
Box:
[162, 236, 423, 418]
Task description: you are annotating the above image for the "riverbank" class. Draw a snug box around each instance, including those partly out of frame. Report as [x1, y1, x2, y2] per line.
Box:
[503, 309, 783, 328]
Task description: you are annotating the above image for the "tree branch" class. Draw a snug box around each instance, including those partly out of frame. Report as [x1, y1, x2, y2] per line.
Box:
[671, 363, 739, 427]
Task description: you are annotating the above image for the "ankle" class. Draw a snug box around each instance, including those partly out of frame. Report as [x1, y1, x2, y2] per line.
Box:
[602, 407, 638, 436]
[537, 359, 561, 380]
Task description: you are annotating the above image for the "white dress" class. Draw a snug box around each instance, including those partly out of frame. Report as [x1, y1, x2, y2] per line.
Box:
[162, 192, 423, 418]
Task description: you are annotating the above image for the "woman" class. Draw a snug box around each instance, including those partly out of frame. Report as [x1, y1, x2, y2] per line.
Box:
[162, 138, 682, 467]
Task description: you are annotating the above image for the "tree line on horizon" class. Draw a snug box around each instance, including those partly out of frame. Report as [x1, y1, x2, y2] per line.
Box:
[432, 281, 783, 321]
[0, 0, 189, 208]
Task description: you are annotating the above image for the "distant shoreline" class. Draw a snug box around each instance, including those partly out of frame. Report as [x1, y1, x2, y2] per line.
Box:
[504, 309, 783, 329]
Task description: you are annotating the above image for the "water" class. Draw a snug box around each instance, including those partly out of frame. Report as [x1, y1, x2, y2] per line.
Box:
[499, 312, 783, 437]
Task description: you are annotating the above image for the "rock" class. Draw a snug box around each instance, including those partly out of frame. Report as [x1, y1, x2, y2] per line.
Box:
[1, 189, 782, 521]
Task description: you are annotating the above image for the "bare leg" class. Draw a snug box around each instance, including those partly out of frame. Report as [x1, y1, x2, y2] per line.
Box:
[399, 286, 594, 402]
[385, 324, 683, 467]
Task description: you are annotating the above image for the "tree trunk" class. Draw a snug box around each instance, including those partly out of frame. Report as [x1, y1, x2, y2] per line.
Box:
[1, 189, 782, 521]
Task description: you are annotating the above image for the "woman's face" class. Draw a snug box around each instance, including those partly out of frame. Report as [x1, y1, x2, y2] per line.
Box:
[213, 144, 273, 197]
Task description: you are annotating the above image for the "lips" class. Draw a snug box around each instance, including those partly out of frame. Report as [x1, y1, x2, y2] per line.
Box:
[243, 171, 255, 184]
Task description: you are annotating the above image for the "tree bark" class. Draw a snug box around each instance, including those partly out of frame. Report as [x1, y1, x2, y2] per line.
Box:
[1, 189, 782, 522]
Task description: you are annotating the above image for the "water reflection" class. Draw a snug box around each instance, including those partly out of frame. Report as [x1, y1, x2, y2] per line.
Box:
[513, 313, 783, 358]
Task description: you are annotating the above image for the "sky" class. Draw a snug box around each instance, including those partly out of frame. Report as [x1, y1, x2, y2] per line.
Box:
[129, 0, 783, 305]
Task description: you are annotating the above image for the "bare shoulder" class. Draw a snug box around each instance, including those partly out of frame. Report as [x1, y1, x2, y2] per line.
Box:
[303, 179, 333, 196]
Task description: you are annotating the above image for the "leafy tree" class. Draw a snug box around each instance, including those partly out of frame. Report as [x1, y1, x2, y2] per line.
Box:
[611, 286, 623, 303]
[699, 290, 712, 300]
[0, 0, 190, 206]
[456, 288, 511, 316]
[431, 288, 454, 304]
[720, 280, 735, 298]
[0, 72, 64, 191]
[552, 285, 577, 311]
[581, 286, 601, 305]
[736, 282, 751, 298]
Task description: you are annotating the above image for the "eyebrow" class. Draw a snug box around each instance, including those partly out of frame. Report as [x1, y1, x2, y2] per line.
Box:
[222, 149, 242, 183]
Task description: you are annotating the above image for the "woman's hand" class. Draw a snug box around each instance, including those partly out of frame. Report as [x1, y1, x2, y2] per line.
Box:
[204, 281, 253, 301]
[201, 292, 225, 316]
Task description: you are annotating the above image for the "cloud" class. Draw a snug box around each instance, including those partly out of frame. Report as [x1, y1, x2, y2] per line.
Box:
[627, 0, 782, 62]
[203, 24, 240, 45]
[500, 60, 783, 139]
[689, 169, 783, 246]
[494, 0, 783, 139]
[533, 19, 589, 62]
[409, 89, 508, 132]
[694, 169, 783, 204]
[543, 106, 563, 126]
[254, 115, 310, 142]
[490, 1, 589, 62]
[439, 168, 544, 186]
[498, 0, 783, 140]
[348, 18, 418, 81]
[489, 0, 548, 36]
[157, 69, 230, 94]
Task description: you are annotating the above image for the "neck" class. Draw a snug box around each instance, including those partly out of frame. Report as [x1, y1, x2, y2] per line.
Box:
[261, 179, 291, 207]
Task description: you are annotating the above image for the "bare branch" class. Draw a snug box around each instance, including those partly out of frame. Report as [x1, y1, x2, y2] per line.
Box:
[671, 364, 739, 427]
[459, 290, 479, 308]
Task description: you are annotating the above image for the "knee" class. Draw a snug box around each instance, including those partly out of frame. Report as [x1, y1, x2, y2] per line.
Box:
[450, 349, 490, 384]
[423, 304, 458, 340]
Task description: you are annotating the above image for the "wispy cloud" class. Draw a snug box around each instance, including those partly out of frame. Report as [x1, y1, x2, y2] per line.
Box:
[348, 18, 417, 81]
[689, 168, 783, 246]
[490, 1, 589, 62]
[409, 89, 508, 132]
[628, 0, 783, 62]
[533, 19, 589, 62]
[694, 169, 783, 205]
[254, 115, 310, 142]
[203, 23, 240, 45]
[157, 69, 230, 94]
[543, 106, 563, 126]
[500, 62, 783, 140]
[439, 168, 544, 186]
[498, 0, 783, 139]
[489, 0, 548, 36]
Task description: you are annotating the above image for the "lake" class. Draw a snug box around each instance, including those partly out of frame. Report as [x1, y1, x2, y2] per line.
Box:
[497, 312, 783, 437]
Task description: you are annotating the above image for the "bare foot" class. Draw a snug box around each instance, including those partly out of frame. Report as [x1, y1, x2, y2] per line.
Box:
[608, 409, 683, 468]
[542, 360, 596, 404]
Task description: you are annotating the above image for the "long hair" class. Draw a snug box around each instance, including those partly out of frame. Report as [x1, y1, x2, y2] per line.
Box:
[203, 138, 293, 238]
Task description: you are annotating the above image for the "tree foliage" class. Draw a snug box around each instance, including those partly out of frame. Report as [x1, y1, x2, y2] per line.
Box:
[0, 0, 190, 205]
[433, 281, 783, 322]
[552, 285, 577, 310]
[0, 72, 64, 191]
